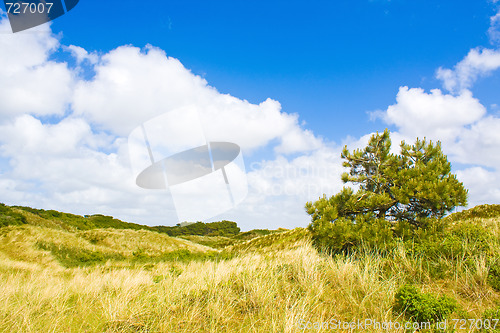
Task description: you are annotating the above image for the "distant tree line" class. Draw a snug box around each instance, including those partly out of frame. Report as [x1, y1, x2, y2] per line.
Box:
[10, 206, 151, 231]
[153, 221, 240, 237]
[0, 204, 241, 237]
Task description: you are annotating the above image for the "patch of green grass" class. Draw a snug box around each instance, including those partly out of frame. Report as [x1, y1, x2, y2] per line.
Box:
[153, 220, 240, 237]
[36, 241, 125, 268]
[178, 235, 237, 249]
[482, 307, 500, 332]
[231, 228, 287, 241]
[131, 248, 234, 264]
[408, 218, 495, 260]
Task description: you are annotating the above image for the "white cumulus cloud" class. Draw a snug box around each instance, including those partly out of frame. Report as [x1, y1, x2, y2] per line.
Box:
[72, 45, 322, 154]
[436, 48, 500, 93]
[0, 18, 74, 120]
[380, 87, 486, 144]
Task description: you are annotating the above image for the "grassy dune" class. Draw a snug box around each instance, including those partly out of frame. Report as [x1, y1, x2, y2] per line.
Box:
[0, 207, 499, 332]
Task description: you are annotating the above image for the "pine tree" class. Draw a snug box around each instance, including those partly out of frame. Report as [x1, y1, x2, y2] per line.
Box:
[306, 129, 468, 231]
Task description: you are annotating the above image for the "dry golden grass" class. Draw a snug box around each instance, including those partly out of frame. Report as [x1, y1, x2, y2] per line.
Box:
[0, 225, 212, 267]
[0, 224, 499, 333]
[77, 228, 214, 255]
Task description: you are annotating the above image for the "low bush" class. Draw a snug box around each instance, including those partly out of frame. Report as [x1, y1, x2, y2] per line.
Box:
[488, 260, 500, 291]
[408, 219, 493, 260]
[393, 284, 457, 323]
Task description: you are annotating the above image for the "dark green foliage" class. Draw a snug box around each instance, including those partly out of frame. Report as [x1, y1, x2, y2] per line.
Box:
[393, 285, 457, 323]
[36, 241, 125, 268]
[309, 213, 394, 254]
[306, 129, 468, 255]
[0, 203, 27, 227]
[154, 220, 240, 237]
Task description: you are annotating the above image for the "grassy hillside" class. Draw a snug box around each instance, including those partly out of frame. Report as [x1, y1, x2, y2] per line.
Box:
[0, 204, 499, 332]
[11, 204, 154, 231]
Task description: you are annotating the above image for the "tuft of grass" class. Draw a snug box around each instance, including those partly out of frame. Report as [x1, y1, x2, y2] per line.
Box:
[227, 227, 311, 253]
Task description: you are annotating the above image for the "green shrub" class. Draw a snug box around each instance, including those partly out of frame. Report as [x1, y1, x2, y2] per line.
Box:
[393, 284, 457, 323]
[154, 220, 240, 237]
[488, 260, 500, 291]
[0, 203, 27, 227]
[231, 229, 284, 240]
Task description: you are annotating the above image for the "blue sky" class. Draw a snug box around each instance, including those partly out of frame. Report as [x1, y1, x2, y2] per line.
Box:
[1, 0, 500, 229]
[48, 0, 495, 139]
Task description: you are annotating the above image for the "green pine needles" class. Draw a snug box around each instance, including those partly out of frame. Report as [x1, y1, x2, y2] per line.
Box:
[306, 129, 468, 254]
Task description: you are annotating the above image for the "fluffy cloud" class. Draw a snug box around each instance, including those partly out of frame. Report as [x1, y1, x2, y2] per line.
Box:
[0, 16, 327, 228]
[436, 7, 500, 93]
[72, 45, 322, 154]
[0, 18, 74, 120]
[65, 45, 99, 65]
[436, 48, 500, 93]
[456, 167, 500, 206]
[489, 9, 500, 44]
[376, 84, 500, 210]
[378, 85, 500, 164]
[380, 87, 486, 144]
[227, 146, 345, 230]
[0, 113, 180, 225]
